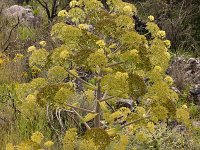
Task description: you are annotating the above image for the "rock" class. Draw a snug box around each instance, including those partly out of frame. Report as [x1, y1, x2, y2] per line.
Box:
[190, 84, 200, 104]
[116, 99, 133, 111]
[2, 5, 37, 26]
[174, 125, 186, 132]
[168, 57, 200, 104]
[192, 121, 200, 128]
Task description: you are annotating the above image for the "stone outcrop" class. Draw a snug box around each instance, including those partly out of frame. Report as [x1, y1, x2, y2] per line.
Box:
[2, 5, 38, 26]
[168, 57, 200, 104]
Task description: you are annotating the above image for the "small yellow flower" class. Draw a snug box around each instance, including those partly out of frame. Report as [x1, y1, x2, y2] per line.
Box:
[164, 76, 173, 85]
[96, 40, 106, 47]
[15, 53, 24, 59]
[60, 50, 70, 59]
[39, 41, 47, 47]
[44, 141, 54, 147]
[130, 49, 139, 56]
[28, 45, 36, 52]
[154, 66, 162, 72]
[69, 0, 79, 8]
[182, 104, 187, 109]
[147, 122, 155, 133]
[148, 15, 154, 22]
[78, 24, 90, 30]
[123, 5, 133, 14]
[135, 132, 147, 141]
[31, 131, 44, 144]
[157, 30, 166, 39]
[164, 52, 171, 59]
[58, 10, 68, 17]
[164, 40, 171, 48]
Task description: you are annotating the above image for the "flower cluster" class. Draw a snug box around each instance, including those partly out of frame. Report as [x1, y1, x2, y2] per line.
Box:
[39, 41, 47, 47]
[29, 48, 49, 68]
[58, 10, 68, 17]
[69, 0, 79, 8]
[27, 45, 36, 52]
[148, 15, 154, 22]
[157, 30, 166, 39]
[31, 131, 44, 144]
[87, 49, 108, 68]
[47, 66, 68, 83]
[78, 24, 91, 30]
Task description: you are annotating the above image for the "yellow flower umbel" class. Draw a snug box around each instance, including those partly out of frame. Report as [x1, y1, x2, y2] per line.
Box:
[164, 40, 171, 48]
[69, 0, 79, 8]
[39, 41, 47, 47]
[135, 131, 147, 142]
[78, 24, 90, 30]
[154, 66, 162, 73]
[147, 122, 155, 133]
[44, 141, 54, 148]
[182, 104, 188, 109]
[27, 45, 36, 52]
[58, 10, 68, 17]
[123, 5, 133, 15]
[31, 131, 44, 144]
[96, 40, 106, 48]
[148, 15, 154, 22]
[59, 50, 70, 59]
[157, 30, 166, 39]
[164, 76, 173, 85]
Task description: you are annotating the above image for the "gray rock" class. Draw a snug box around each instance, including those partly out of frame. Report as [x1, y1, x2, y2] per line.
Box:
[192, 121, 200, 128]
[2, 5, 37, 26]
[116, 99, 133, 111]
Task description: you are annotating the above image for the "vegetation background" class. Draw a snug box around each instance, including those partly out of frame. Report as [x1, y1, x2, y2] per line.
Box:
[0, 0, 199, 150]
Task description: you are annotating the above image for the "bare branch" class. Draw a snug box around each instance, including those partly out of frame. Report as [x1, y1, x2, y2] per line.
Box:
[121, 115, 151, 129]
[66, 104, 96, 114]
[66, 70, 97, 90]
[2, 17, 20, 52]
[72, 108, 91, 130]
[100, 96, 115, 102]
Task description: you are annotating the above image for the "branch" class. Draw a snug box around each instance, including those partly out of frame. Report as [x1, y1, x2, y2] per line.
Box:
[2, 17, 20, 52]
[36, 0, 51, 21]
[66, 104, 96, 114]
[121, 115, 151, 129]
[72, 108, 91, 130]
[66, 70, 97, 90]
[100, 96, 115, 102]
[106, 61, 124, 67]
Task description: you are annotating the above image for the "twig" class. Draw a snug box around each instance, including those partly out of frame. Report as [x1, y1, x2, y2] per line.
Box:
[56, 107, 64, 130]
[106, 61, 124, 67]
[66, 70, 97, 90]
[66, 104, 96, 113]
[46, 105, 60, 134]
[121, 115, 151, 129]
[100, 96, 115, 102]
[72, 108, 91, 130]
[2, 17, 20, 51]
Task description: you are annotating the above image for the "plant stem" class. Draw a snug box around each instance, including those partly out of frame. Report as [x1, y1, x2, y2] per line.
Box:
[121, 115, 151, 129]
[66, 70, 97, 90]
[94, 80, 101, 127]
[72, 108, 91, 130]
[66, 104, 96, 113]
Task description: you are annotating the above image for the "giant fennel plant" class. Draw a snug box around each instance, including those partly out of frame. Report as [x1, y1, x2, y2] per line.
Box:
[6, 0, 190, 149]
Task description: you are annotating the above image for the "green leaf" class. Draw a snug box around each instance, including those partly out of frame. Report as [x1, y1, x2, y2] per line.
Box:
[83, 113, 98, 122]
